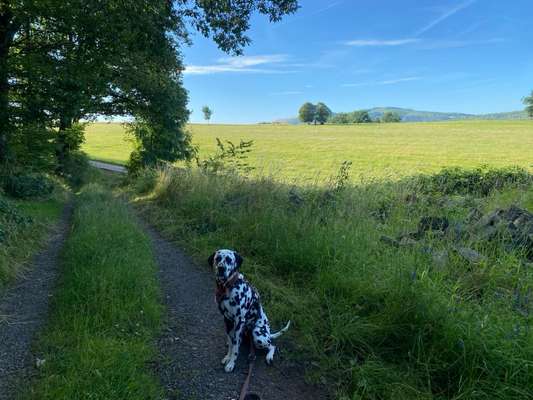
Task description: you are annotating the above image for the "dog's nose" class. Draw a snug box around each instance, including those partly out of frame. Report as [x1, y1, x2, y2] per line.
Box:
[217, 266, 225, 276]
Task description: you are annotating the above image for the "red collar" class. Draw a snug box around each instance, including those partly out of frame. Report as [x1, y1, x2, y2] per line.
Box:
[215, 272, 240, 303]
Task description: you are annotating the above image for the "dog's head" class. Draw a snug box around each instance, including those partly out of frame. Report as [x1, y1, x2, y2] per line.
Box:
[208, 249, 243, 283]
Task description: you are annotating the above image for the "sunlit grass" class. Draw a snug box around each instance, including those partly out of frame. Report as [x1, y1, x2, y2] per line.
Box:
[84, 120, 533, 182]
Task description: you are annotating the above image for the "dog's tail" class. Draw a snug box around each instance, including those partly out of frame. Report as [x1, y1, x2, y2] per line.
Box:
[271, 320, 291, 339]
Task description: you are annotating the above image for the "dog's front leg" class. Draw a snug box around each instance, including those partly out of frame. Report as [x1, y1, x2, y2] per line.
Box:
[224, 318, 245, 372]
[222, 317, 233, 365]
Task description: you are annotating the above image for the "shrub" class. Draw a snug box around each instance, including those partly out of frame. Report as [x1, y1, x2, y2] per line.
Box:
[414, 166, 533, 196]
[3, 173, 54, 199]
[61, 151, 90, 188]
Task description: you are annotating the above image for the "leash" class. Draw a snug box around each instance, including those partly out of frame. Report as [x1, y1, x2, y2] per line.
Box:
[239, 339, 259, 400]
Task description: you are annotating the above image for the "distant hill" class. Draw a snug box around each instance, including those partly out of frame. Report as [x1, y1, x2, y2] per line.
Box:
[273, 107, 529, 124]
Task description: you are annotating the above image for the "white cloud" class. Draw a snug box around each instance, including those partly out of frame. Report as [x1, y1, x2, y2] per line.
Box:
[184, 54, 294, 75]
[416, 0, 476, 36]
[345, 39, 420, 46]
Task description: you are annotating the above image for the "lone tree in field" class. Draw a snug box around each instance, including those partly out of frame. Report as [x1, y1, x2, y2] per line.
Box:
[202, 106, 213, 123]
[315, 102, 332, 124]
[299, 102, 316, 124]
[381, 111, 402, 123]
[524, 90, 533, 118]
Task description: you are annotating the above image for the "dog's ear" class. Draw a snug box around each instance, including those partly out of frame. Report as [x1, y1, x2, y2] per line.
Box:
[208, 252, 216, 267]
[234, 251, 243, 269]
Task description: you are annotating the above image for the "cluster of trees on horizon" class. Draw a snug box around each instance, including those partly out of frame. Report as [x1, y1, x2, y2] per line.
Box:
[0, 0, 298, 178]
[298, 102, 401, 125]
[297, 93, 533, 126]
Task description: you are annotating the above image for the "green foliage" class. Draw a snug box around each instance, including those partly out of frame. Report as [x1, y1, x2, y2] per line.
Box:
[329, 110, 373, 124]
[0, 192, 65, 288]
[298, 102, 316, 124]
[523, 90, 533, 118]
[134, 166, 533, 399]
[381, 111, 402, 123]
[3, 173, 54, 199]
[415, 166, 533, 196]
[315, 102, 332, 124]
[202, 105, 213, 122]
[60, 150, 90, 188]
[196, 137, 255, 175]
[126, 118, 194, 174]
[1, 0, 298, 172]
[25, 182, 163, 400]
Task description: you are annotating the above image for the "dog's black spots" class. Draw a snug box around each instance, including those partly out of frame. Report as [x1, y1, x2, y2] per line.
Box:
[214, 249, 289, 368]
[224, 318, 234, 333]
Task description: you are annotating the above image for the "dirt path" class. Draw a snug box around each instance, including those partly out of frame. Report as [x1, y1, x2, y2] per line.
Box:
[0, 204, 72, 400]
[140, 219, 329, 400]
[89, 160, 127, 173]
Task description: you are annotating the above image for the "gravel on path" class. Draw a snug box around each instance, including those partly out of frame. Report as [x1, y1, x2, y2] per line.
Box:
[0, 203, 72, 400]
[140, 218, 329, 400]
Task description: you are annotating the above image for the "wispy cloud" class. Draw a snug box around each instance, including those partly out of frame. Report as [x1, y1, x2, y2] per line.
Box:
[269, 91, 304, 96]
[184, 54, 295, 75]
[419, 38, 504, 49]
[416, 0, 476, 36]
[345, 38, 420, 47]
[342, 77, 421, 87]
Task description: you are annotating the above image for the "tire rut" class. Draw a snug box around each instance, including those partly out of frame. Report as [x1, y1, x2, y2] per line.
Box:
[0, 203, 72, 400]
[139, 217, 329, 400]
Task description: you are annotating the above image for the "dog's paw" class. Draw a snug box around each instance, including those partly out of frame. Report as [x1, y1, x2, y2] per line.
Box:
[221, 354, 230, 365]
[224, 360, 235, 372]
[266, 346, 276, 365]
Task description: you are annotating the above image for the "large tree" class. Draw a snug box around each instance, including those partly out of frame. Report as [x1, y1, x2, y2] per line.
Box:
[524, 90, 533, 118]
[315, 102, 332, 124]
[299, 102, 316, 124]
[0, 0, 300, 172]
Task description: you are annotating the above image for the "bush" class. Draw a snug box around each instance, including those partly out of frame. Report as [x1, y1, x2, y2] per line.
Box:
[3, 173, 54, 199]
[61, 151, 90, 188]
[414, 166, 533, 196]
[0, 196, 33, 245]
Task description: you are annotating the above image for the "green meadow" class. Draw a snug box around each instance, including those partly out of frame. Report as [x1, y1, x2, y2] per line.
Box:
[84, 120, 533, 181]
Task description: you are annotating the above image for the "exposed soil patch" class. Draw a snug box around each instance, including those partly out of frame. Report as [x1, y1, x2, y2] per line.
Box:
[0, 203, 72, 400]
[139, 217, 329, 400]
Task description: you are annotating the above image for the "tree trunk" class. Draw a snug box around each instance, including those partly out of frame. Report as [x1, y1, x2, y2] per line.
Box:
[55, 116, 73, 172]
[0, 4, 18, 165]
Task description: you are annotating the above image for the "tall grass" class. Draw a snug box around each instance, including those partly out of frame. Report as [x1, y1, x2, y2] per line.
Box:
[25, 182, 163, 400]
[132, 166, 533, 399]
[0, 189, 66, 290]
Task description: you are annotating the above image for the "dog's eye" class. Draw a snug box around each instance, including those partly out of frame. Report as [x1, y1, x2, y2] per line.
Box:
[225, 256, 232, 263]
[215, 255, 221, 263]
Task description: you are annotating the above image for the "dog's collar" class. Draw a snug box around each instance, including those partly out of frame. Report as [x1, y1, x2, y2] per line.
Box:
[215, 271, 240, 303]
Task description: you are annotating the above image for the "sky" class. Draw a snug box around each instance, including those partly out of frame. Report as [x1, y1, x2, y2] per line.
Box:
[181, 0, 533, 124]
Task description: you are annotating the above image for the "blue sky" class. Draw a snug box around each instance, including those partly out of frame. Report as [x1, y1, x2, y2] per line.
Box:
[182, 0, 533, 124]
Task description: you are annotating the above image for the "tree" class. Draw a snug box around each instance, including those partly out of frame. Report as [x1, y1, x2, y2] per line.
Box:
[1, 0, 300, 174]
[351, 110, 372, 123]
[381, 111, 402, 123]
[315, 102, 332, 125]
[524, 90, 533, 118]
[299, 102, 316, 124]
[202, 106, 213, 123]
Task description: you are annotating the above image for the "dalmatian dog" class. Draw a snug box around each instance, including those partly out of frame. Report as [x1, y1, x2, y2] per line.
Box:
[209, 249, 291, 373]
